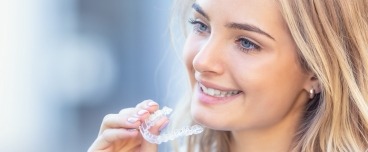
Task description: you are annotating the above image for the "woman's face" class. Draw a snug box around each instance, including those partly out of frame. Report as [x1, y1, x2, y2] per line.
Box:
[184, 0, 312, 131]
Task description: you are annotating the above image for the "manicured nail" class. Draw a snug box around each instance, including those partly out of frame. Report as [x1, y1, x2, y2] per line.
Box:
[159, 120, 169, 131]
[147, 101, 158, 107]
[127, 117, 139, 123]
[127, 128, 137, 132]
[137, 109, 148, 116]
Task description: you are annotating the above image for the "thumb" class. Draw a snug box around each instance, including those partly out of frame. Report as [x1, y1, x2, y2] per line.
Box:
[140, 117, 170, 151]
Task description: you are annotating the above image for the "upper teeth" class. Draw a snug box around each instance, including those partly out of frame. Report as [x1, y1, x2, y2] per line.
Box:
[199, 83, 241, 97]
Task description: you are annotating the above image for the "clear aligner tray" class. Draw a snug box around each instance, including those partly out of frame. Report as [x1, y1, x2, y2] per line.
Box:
[139, 106, 204, 144]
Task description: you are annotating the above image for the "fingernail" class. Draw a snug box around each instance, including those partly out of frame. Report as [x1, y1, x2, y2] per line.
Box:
[159, 120, 169, 131]
[147, 101, 158, 107]
[127, 128, 137, 132]
[127, 117, 139, 123]
[137, 109, 148, 116]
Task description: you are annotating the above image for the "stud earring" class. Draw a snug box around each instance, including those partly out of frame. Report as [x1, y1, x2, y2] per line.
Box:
[309, 89, 315, 99]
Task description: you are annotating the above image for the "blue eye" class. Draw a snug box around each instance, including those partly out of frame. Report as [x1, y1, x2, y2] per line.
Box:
[188, 18, 210, 33]
[236, 38, 260, 52]
[198, 23, 208, 32]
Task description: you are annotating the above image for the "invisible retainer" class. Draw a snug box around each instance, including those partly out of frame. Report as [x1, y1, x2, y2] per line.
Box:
[139, 106, 204, 144]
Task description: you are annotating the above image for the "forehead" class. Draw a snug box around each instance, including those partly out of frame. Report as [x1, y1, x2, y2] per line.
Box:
[195, 0, 280, 19]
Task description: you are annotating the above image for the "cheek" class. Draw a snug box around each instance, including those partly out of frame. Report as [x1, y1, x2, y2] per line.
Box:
[183, 35, 200, 87]
[228, 54, 308, 127]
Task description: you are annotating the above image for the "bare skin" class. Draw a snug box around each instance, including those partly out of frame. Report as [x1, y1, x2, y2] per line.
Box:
[184, 0, 320, 152]
[88, 100, 168, 152]
[89, 0, 321, 151]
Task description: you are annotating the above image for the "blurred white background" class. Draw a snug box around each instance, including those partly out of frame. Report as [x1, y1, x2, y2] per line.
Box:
[0, 0, 186, 151]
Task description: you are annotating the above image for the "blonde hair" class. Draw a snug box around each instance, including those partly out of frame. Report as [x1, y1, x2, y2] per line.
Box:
[170, 0, 368, 151]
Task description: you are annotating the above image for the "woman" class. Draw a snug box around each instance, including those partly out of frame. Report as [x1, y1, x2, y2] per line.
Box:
[88, 0, 368, 151]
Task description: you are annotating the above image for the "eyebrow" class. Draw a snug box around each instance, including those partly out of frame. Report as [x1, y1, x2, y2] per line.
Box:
[192, 3, 209, 20]
[225, 23, 275, 40]
[191, 3, 275, 41]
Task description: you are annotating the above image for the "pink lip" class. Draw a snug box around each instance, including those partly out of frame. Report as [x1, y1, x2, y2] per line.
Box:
[195, 82, 242, 105]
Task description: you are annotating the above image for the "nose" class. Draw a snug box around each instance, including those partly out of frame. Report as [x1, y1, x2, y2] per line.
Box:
[192, 37, 225, 75]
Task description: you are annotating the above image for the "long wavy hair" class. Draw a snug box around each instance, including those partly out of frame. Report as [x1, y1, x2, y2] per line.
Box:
[170, 0, 368, 151]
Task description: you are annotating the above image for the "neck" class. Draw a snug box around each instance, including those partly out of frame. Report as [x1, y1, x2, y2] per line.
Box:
[230, 125, 296, 152]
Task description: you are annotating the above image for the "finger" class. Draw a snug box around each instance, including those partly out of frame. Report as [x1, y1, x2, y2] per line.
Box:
[140, 117, 169, 152]
[99, 112, 141, 134]
[118, 107, 151, 122]
[89, 128, 140, 151]
[135, 99, 159, 113]
[149, 117, 170, 135]
[118, 107, 136, 115]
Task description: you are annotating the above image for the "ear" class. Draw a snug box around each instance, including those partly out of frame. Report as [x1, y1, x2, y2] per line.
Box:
[304, 72, 321, 95]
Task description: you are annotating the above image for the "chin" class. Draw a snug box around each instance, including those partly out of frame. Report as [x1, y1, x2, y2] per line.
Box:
[190, 100, 232, 131]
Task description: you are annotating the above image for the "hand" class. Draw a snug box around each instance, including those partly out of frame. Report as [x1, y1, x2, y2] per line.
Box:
[88, 100, 169, 152]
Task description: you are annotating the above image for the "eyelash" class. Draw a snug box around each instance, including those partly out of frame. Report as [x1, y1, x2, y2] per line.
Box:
[235, 37, 261, 52]
[188, 18, 210, 34]
[188, 18, 261, 53]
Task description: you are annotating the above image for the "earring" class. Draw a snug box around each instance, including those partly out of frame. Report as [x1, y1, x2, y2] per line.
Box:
[309, 89, 315, 99]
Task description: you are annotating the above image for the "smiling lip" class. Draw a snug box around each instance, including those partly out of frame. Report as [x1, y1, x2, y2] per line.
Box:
[196, 81, 242, 104]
